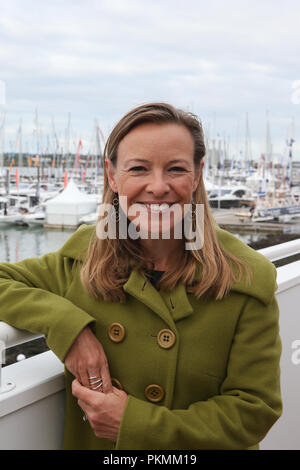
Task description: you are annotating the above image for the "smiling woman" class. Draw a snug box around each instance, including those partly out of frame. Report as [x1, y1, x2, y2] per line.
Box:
[82, 103, 252, 303]
[105, 122, 200, 252]
[0, 102, 282, 450]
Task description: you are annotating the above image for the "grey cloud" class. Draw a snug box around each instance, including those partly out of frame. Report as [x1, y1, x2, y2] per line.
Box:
[0, 0, 300, 158]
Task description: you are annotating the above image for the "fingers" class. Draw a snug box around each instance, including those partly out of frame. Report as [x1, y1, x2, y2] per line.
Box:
[64, 327, 113, 394]
[100, 361, 113, 393]
[88, 375, 103, 391]
[72, 378, 97, 405]
[78, 369, 105, 393]
[78, 368, 90, 388]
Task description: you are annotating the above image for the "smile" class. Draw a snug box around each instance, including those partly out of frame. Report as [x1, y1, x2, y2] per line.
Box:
[134, 202, 179, 212]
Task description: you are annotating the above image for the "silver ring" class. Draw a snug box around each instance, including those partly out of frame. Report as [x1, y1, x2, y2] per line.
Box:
[83, 413, 88, 422]
[89, 378, 102, 386]
[88, 376, 99, 381]
[91, 382, 103, 390]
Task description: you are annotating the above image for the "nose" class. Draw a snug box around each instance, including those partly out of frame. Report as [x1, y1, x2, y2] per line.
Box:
[146, 169, 170, 196]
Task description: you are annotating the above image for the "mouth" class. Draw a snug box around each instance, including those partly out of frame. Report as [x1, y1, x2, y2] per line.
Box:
[133, 202, 179, 212]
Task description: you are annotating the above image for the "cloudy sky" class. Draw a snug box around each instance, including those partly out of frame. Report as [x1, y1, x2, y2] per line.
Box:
[0, 0, 300, 160]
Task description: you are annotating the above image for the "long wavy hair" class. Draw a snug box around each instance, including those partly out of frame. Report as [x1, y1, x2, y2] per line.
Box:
[79, 102, 251, 303]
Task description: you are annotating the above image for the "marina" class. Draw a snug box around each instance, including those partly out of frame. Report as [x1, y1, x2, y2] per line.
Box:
[1, 109, 300, 231]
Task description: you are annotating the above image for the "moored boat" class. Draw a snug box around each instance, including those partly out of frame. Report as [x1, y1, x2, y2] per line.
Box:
[21, 206, 45, 226]
[209, 185, 255, 209]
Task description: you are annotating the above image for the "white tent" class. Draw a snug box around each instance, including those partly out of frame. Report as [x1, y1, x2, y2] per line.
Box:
[45, 179, 97, 228]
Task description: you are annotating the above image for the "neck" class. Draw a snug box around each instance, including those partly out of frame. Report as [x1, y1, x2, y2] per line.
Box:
[140, 238, 184, 271]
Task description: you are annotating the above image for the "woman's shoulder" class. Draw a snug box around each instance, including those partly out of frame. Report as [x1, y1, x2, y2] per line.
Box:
[58, 223, 277, 306]
[216, 226, 277, 305]
[58, 224, 96, 261]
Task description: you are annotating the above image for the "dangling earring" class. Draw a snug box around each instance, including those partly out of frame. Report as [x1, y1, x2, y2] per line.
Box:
[191, 193, 196, 231]
[111, 193, 120, 222]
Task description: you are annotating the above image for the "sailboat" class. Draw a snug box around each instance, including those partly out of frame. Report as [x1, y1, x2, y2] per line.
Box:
[21, 204, 45, 226]
[250, 117, 300, 222]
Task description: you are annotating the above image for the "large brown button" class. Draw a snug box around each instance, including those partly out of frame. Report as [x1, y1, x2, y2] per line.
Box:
[108, 323, 126, 343]
[157, 329, 176, 349]
[145, 384, 165, 402]
[111, 377, 123, 390]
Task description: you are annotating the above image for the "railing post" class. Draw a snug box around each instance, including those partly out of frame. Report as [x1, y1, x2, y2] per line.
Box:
[0, 339, 15, 394]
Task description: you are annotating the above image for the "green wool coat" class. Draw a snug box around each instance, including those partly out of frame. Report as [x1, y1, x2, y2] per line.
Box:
[0, 224, 282, 450]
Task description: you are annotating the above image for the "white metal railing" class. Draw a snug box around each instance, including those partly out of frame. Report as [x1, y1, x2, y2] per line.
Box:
[0, 325, 43, 394]
[0, 323, 42, 350]
[259, 238, 300, 262]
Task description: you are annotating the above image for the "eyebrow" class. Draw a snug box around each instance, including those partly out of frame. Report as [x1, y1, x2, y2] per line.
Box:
[125, 158, 189, 165]
[125, 159, 149, 164]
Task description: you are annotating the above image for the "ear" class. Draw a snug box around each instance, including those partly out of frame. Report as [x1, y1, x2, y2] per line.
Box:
[105, 158, 118, 193]
[192, 163, 203, 192]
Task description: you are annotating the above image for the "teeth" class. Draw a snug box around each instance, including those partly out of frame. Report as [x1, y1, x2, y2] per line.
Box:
[135, 202, 176, 211]
[159, 204, 170, 210]
[145, 203, 170, 211]
[149, 204, 161, 211]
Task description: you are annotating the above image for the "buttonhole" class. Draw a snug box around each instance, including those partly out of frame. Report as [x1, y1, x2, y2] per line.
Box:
[170, 297, 175, 309]
[141, 281, 147, 291]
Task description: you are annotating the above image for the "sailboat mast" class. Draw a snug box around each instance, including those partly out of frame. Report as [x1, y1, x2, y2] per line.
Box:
[33, 109, 41, 201]
[18, 118, 22, 168]
[244, 112, 249, 172]
[0, 81, 5, 173]
[64, 112, 71, 171]
[0, 112, 5, 171]
[287, 117, 295, 189]
[203, 123, 210, 181]
[93, 119, 100, 191]
[265, 110, 272, 182]
[235, 118, 240, 174]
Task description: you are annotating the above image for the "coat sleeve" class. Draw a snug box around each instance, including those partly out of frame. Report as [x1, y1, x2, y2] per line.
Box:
[0, 252, 96, 362]
[115, 294, 283, 450]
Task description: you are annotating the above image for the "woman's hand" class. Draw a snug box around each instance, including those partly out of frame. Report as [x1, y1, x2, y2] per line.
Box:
[64, 326, 113, 393]
[72, 378, 128, 442]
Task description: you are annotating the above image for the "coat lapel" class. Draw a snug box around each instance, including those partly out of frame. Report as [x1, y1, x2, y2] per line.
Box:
[160, 283, 194, 322]
[123, 270, 194, 326]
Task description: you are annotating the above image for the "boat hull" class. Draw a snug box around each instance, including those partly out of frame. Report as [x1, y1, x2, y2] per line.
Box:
[209, 199, 254, 209]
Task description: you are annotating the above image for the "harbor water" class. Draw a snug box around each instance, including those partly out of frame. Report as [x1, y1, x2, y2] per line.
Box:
[1, 221, 300, 263]
[0, 225, 76, 263]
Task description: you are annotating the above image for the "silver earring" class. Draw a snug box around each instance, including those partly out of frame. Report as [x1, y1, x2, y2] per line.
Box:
[111, 194, 120, 222]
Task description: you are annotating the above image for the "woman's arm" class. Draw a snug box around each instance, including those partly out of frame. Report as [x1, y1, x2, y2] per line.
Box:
[0, 252, 95, 362]
[114, 294, 282, 450]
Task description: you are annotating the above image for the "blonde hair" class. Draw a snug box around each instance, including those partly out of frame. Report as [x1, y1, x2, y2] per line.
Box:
[80, 102, 251, 303]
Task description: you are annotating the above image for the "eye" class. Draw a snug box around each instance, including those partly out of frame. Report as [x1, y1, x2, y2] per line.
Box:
[129, 166, 147, 173]
[129, 166, 147, 172]
[169, 166, 187, 172]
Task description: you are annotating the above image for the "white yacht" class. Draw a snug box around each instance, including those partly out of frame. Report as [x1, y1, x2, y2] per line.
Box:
[0, 212, 24, 226]
[208, 185, 255, 209]
[21, 205, 46, 226]
[0, 196, 28, 226]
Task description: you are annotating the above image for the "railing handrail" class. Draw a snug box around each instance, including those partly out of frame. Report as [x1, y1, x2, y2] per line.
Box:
[0, 323, 43, 350]
[0, 238, 299, 349]
[258, 238, 300, 262]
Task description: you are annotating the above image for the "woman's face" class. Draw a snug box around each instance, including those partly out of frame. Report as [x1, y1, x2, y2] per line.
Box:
[105, 122, 201, 238]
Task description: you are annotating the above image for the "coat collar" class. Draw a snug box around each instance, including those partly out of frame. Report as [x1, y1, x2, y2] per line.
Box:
[59, 222, 277, 311]
[60, 225, 194, 323]
[123, 270, 194, 324]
